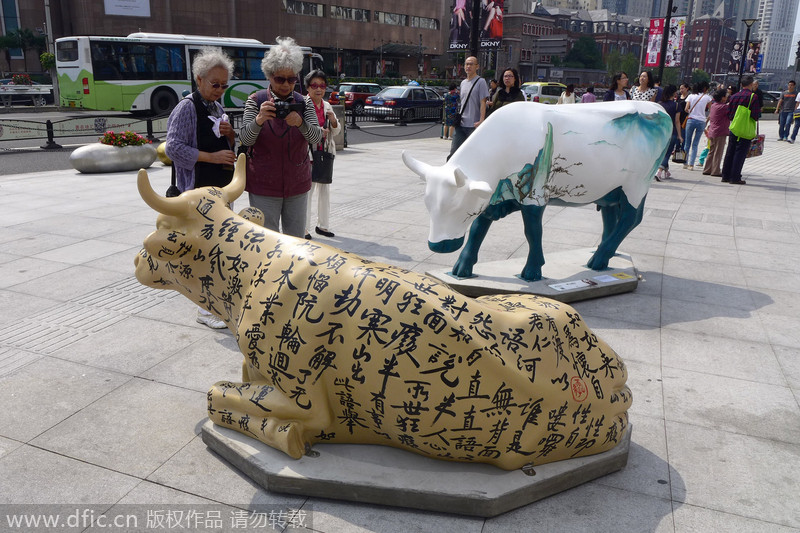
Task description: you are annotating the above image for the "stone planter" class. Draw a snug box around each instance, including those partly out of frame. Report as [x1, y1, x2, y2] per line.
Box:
[70, 143, 157, 173]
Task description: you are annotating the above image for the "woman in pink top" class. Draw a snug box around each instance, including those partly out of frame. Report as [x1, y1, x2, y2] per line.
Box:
[702, 88, 730, 177]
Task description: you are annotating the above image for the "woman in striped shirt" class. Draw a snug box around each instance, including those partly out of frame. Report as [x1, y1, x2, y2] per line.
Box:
[239, 37, 322, 238]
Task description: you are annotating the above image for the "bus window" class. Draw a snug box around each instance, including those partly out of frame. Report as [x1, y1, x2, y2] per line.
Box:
[154, 45, 186, 80]
[57, 39, 79, 62]
[91, 42, 123, 80]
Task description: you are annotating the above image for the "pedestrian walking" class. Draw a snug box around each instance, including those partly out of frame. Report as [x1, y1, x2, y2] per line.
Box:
[447, 56, 489, 160]
[682, 81, 712, 170]
[775, 80, 797, 141]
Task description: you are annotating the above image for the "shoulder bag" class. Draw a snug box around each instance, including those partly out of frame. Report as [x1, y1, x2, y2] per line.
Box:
[729, 93, 757, 141]
[681, 96, 702, 129]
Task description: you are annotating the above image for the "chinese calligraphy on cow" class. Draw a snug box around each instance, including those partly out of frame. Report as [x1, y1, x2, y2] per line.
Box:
[135, 156, 632, 471]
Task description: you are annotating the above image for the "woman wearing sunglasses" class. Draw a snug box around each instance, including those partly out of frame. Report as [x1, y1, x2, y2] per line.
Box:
[239, 37, 323, 238]
[304, 70, 341, 240]
[166, 47, 238, 329]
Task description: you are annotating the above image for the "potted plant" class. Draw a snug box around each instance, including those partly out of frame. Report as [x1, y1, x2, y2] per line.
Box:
[69, 130, 157, 173]
[11, 73, 32, 85]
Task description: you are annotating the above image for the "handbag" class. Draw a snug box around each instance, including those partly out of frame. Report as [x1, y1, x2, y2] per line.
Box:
[166, 163, 181, 197]
[311, 149, 334, 183]
[729, 93, 757, 140]
[747, 133, 765, 158]
[672, 148, 687, 163]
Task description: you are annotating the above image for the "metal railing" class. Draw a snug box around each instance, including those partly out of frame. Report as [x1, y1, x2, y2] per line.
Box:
[344, 104, 444, 129]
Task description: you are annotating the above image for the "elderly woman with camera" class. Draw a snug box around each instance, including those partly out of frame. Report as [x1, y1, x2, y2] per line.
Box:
[239, 37, 322, 238]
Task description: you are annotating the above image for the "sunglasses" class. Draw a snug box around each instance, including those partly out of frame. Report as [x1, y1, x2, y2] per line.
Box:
[308, 83, 327, 90]
[273, 76, 299, 85]
[205, 80, 229, 89]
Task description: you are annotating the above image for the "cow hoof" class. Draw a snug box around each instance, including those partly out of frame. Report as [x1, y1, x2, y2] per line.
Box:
[517, 269, 543, 282]
[586, 254, 610, 271]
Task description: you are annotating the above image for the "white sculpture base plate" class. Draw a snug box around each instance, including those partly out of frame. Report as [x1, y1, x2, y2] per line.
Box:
[201, 420, 631, 518]
[425, 248, 639, 303]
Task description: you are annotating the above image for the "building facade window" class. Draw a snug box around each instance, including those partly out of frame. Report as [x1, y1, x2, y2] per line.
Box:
[374, 11, 407, 26]
[410, 16, 439, 30]
[330, 5, 369, 22]
[1, 0, 23, 59]
[283, 0, 324, 17]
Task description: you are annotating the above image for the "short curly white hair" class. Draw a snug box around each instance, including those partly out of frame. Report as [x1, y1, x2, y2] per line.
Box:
[261, 37, 303, 78]
[192, 47, 234, 79]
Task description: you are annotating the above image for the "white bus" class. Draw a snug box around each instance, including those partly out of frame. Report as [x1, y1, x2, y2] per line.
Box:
[55, 33, 323, 114]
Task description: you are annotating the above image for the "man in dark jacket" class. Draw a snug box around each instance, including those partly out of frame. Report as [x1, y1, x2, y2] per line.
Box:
[721, 75, 760, 185]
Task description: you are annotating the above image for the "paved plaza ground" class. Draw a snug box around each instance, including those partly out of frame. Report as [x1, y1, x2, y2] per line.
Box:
[0, 128, 798, 532]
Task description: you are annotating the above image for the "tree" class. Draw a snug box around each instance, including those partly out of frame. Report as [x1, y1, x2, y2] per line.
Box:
[605, 52, 639, 82]
[564, 36, 603, 69]
[0, 29, 46, 73]
[691, 69, 710, 85]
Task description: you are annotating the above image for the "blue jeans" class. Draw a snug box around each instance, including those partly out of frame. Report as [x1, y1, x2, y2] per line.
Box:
[778, 111, 794, 139]
[660, 131, 679, 170]
[683, 118, 705, 166]
[792, 117, 800, 141]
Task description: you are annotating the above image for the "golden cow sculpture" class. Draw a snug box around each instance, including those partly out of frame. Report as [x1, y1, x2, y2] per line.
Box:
[135, 155, 632, 471]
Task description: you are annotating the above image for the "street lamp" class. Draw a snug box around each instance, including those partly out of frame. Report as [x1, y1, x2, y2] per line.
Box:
[738, 18, 757, 89]
[633, 19, 648, 74]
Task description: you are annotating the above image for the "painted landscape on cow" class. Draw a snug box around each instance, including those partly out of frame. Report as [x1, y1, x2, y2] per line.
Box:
[135, 157, 632, 471]
[404, 100, 672, 282]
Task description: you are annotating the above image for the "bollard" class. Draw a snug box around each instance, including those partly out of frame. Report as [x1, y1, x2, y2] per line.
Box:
[145, 118, 160, 142]
[40, 120, 62, 150]
[347, 108, 360, 129]
[395, 108, 408, 127]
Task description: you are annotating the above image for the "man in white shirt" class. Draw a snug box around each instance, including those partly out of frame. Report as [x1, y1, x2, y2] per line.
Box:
[447, 56, 489, 160]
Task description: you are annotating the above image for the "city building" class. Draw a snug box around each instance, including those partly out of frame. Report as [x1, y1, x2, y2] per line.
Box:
[0, 0, 445, 78]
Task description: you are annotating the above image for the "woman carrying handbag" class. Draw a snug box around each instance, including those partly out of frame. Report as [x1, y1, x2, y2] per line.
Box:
[305, 70, 341, 239]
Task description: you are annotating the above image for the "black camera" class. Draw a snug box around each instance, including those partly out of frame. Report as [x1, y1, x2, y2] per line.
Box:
[274, 99, 306, 119]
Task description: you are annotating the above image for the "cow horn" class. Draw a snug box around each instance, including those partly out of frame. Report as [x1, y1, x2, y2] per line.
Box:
[453, 167, 468, 188]
[137, 168, 185, 217]
[401, 151, 432, 182]
[222, 153, 247, 203]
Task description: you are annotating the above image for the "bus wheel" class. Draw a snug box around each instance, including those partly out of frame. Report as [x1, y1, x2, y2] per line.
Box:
[151, 89, 178, 116]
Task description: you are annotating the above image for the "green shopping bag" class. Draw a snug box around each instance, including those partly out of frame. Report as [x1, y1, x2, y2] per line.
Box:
[729, 93, 756, 140]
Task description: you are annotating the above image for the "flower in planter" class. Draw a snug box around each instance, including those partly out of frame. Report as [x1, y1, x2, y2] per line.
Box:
[11, 74, 32, 85]
[99, 130, 152, 147]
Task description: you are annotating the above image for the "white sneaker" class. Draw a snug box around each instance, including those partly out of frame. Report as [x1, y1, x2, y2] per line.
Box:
[687, 165, 694, 171]
[197, 311, 227, 329]
[665, 169, 672, 179]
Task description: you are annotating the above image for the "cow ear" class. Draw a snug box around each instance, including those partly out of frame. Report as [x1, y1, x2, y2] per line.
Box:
[468, 180, 493, 199]
[453, 167, 468, 188]
[401, 151, 432, 181]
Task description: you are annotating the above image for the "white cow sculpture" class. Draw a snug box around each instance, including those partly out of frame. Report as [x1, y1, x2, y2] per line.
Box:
[403, 100, 672, 281]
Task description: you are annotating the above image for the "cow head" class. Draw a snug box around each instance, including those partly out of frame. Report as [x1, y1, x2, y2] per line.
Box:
[402, 151, 493, 253]
[134, 154, 262, 324]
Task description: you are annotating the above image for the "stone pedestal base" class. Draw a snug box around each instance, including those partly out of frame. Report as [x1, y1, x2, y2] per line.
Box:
[426, 248, 639, 303]
[201, 421, 632, 518]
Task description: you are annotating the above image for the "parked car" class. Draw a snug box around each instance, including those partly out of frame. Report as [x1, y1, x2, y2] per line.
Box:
[364, 85, 443, 121]
[329, 82, 382, 114]
[761, 90, 780, 114]
[521, 82, 566, 104]
[0, 78, 54, 106]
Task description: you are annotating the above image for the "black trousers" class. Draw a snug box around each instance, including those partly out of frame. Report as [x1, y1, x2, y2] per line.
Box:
[720, 133, 751, 182]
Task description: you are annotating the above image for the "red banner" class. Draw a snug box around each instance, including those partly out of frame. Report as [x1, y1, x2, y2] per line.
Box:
[645, 17, 685, 67]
